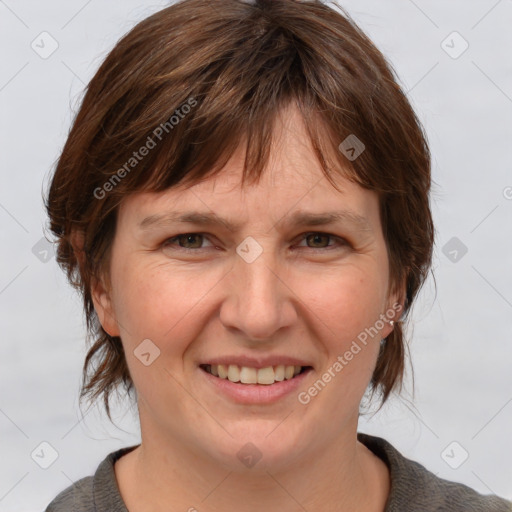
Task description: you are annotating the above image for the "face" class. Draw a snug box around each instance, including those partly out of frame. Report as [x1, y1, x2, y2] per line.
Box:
[92, 105, 403, 472]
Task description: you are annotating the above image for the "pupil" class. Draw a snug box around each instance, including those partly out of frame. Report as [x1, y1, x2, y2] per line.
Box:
[309, 234, 327, 247]
[182, 234, 201, 248]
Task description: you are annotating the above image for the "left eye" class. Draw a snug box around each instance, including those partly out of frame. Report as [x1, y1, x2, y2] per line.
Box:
[297, 232, 345, 249]
[162, 232, 346, 251]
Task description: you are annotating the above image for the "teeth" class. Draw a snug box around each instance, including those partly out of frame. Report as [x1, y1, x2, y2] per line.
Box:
[227, 364, 240, 382]
[256, 366, 275, 385]
[274, 365, 285, 381]
[205, 364, 305, 385]
[240, 366, 257, 384]
[218, 364, 228, 379]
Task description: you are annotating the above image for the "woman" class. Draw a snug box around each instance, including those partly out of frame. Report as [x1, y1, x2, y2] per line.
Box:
[44, 0, 511, 510]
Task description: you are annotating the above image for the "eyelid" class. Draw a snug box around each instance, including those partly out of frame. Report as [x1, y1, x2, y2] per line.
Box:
[162, 232, 217, 251]
[295, 232, 348, 249]
[162, 231, 348, 252]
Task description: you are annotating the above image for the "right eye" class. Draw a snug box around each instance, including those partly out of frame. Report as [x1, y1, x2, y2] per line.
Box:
[162, 233, 216, 251]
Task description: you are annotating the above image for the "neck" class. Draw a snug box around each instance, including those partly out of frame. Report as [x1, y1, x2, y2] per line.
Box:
[115, 423, 390, 512]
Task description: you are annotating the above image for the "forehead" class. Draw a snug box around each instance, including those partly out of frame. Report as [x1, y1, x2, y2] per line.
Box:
[120, 154, 374, 226]
[117, 102, 378, 225]
[118, 171, 379, 243]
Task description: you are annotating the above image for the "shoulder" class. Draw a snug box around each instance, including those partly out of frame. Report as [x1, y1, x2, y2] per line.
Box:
[44, 445, 139, 512]
[44, 475, 94, 511]
[357, 433, 512, 512]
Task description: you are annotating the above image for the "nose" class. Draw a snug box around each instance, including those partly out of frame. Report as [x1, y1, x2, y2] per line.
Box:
[219, 245, 297, 342]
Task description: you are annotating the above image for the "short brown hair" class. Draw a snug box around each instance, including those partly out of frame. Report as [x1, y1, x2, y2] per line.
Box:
[45, 0, 434, 420]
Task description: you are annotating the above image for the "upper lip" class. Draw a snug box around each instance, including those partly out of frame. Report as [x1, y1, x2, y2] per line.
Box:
[200, 355, 314, 370]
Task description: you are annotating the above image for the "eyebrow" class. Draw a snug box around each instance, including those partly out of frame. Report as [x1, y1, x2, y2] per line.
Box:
[138, 209, 373, 233]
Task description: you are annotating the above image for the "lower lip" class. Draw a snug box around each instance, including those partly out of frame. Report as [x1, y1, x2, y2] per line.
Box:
[199, 366, 314, 405]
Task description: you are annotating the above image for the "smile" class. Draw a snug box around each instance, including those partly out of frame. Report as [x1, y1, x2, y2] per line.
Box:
[200, 364, 311, 385]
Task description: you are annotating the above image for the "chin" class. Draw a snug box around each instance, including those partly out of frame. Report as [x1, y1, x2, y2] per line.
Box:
[197, 422, 307, 473]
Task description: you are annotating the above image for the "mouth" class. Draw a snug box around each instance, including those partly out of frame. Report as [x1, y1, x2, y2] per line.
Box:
[199, 364, 313, 385]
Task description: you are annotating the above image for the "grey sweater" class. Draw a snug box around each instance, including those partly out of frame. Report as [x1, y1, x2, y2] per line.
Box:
[45, 433, 511, 511]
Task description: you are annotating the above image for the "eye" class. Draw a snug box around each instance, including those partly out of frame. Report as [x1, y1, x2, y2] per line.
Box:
[162, 233, 214, 251]
[296, 232, 348, 250]
[161, 231, 348, 253]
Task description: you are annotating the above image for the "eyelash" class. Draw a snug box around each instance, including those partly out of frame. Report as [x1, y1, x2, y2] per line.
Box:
[161, 232, 348, 252]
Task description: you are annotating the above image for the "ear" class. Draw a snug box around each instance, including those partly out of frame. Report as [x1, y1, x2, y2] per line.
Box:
[381, 274, 407, 339]
[89, 271, 120, 337]
[70, 229, 121, 337]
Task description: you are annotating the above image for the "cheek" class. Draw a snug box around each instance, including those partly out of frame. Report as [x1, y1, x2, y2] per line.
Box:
[112, 263, 221, 346]
[300, 267, 385, 340]
[296, 267, 385, 395]
[303, 273, 384, 403]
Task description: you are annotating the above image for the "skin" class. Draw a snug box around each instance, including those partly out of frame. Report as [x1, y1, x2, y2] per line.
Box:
[91, 103, 404, 512]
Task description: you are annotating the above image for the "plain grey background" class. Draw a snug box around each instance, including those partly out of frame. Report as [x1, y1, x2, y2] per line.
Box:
[1, 0, 511, 510]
